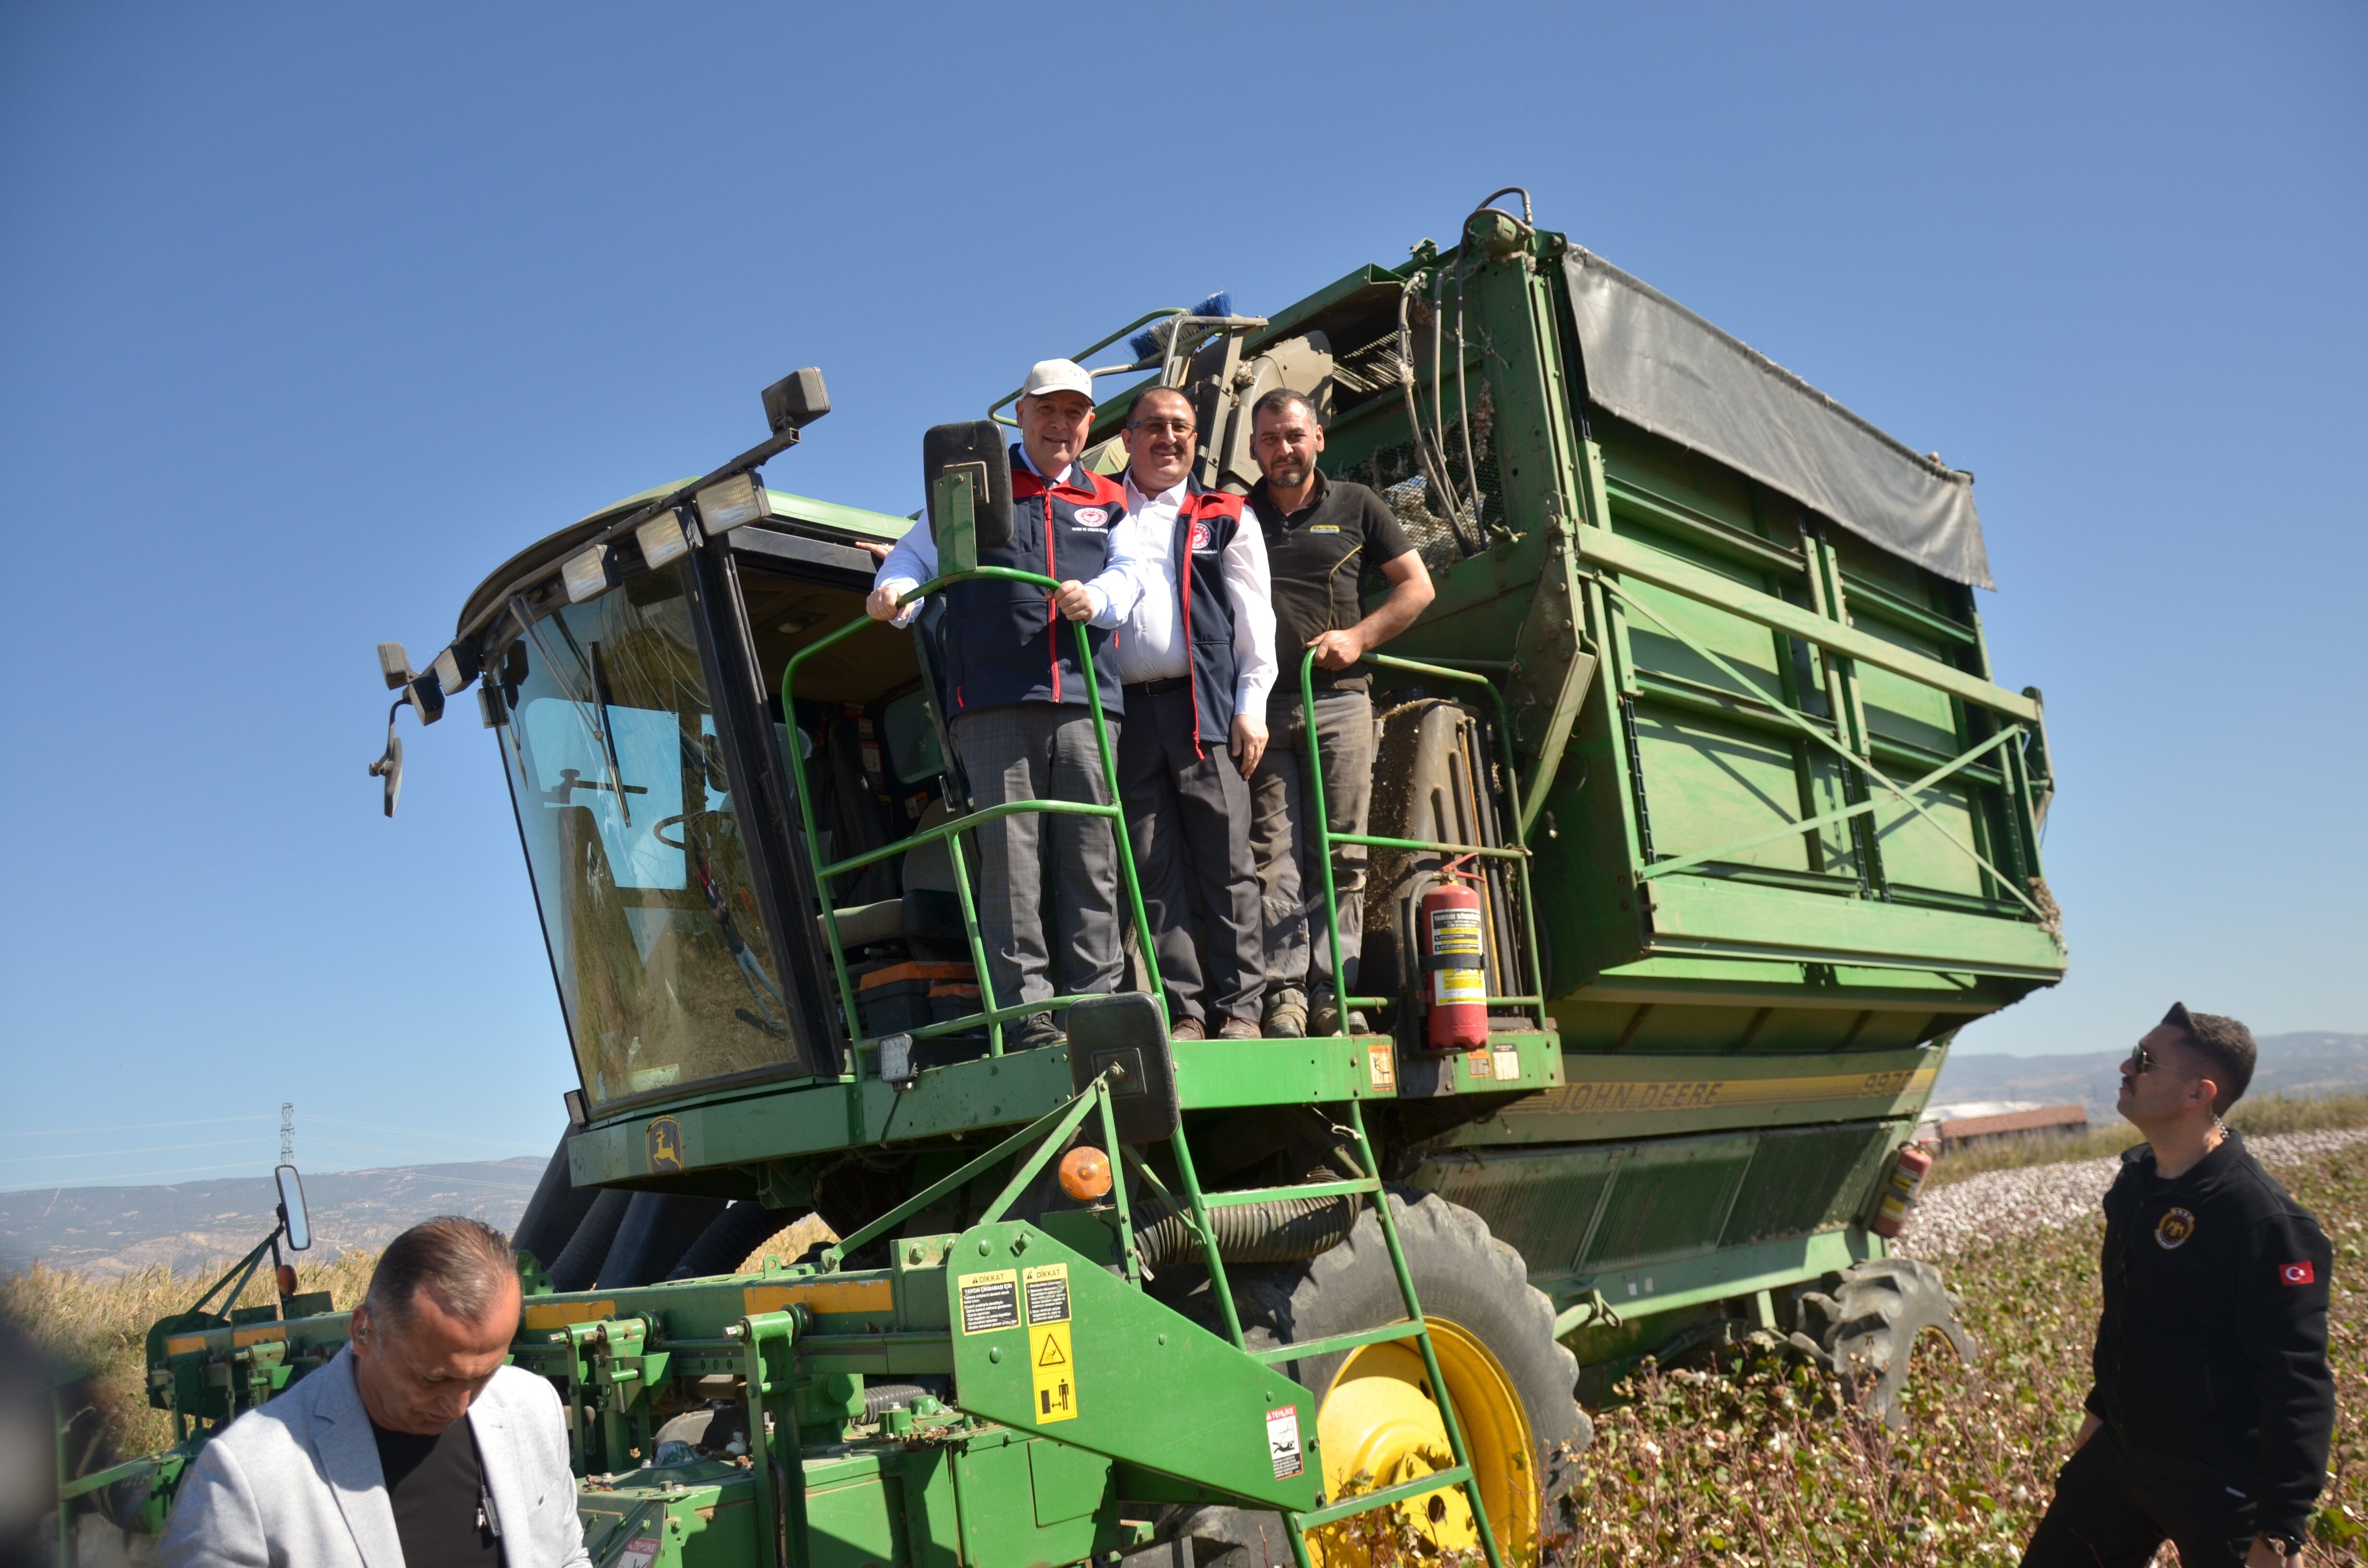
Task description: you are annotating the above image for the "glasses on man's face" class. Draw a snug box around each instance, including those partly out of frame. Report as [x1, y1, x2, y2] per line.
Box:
[1129, 418, 1196, 437]
[2126, 1042, 2201, 1078]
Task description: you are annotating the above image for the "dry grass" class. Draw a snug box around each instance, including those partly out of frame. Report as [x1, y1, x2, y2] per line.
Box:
[1926, 1092, 2368, 1189]
[10, 1249, 380, 1465]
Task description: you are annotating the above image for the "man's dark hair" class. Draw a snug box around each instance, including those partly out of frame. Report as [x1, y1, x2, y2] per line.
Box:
[1125, 384, 1196, 428]
[1251, 387, 1320, 430]
[2163, 1001, 2257, 1115]
[362, 1216, 519, 1335]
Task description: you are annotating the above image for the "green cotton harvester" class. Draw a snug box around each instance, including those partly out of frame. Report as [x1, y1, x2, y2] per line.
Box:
[66, 191, 2062, 1568]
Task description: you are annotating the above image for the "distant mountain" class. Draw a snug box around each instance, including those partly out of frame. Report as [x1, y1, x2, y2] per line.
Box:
[0, 1157, 546, 1278]
[1935, 1031, 2368, 1118]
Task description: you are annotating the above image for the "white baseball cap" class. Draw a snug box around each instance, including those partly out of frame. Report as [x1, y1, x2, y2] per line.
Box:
[1018, 358, 1095, 401]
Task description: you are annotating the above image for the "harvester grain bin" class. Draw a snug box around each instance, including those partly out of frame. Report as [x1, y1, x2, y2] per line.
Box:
[74, 194, 2060, 1568]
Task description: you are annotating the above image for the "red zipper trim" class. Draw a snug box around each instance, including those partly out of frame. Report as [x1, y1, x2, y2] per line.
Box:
[1181, 496, 1203, 759]
[1045, 493, 1061, 703]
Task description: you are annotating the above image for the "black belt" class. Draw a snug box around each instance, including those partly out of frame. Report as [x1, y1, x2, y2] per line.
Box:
[1122, 676, 1191, 697]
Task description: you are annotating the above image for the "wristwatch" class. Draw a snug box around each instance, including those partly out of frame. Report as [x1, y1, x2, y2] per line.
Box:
[2262, 1532, 2304, 1557]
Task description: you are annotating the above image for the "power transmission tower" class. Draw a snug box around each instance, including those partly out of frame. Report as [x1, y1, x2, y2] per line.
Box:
[279, 1103, 295, 1166]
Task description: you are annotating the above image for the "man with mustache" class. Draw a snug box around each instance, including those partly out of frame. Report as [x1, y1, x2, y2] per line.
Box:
[1244, 388, 1434, 1038]
[1075, 384, 1276, 1040]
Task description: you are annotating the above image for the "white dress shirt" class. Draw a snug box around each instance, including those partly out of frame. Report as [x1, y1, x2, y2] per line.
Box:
[1087, 474, 1278, 720]
[870, 447, 1151, 629]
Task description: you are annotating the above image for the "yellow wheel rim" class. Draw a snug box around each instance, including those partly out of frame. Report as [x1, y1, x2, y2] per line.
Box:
[1307, 1319, 1538, 1568]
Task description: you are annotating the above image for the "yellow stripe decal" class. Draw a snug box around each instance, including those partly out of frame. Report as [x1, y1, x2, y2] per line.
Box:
[232, 1326, 286, 1348]
[743, 1278, 893, 1316]
[164, 1335, 209, 1357]
[522, 1299, 617, 1331]
[1504, 1065, 1937, 1118]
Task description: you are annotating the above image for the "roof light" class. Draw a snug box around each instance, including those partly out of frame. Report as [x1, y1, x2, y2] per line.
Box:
[430, 645, 468, 697]
[636, 507, 692, 570]
[694, 472, 768, 533]
[562, 545, 609, 602]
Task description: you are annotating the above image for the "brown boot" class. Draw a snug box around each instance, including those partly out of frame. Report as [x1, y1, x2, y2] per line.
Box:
[1168, 1017, 1207, 1041]
[1217, 1017, 1262, 1041]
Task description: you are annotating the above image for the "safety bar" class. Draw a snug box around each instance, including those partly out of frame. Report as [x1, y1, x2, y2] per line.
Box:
[1296, 649, 1550, 1036]
[780, 566, 1165, 1064]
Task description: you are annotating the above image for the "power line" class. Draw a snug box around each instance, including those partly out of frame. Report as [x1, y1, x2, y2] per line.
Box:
[307, 1117, 541, 1149]
[12, 1115, 273, 1140]
[0, 1138, 267, 1166]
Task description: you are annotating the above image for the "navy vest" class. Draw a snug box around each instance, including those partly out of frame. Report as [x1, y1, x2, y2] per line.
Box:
[1172, 484, 1246, 753]
[942, 447, 1130, 719]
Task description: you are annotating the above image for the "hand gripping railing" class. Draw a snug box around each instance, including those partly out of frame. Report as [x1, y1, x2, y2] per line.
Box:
[1295, 647, 1550, 1037]
[780, 567, 1166, 1064]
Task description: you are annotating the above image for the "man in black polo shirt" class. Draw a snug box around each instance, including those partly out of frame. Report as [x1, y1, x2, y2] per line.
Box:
[1245, 389, 1435, 1037]
[2021, 1004, 2334, 1568]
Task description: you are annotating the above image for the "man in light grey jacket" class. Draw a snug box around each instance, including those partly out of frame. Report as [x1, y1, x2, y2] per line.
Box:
[162, 1216, 588, 1568]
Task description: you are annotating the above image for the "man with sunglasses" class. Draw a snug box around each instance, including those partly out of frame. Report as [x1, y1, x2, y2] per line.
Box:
[1076, 385, 1276, 1040]
[2021, 1004, 2333, 1568]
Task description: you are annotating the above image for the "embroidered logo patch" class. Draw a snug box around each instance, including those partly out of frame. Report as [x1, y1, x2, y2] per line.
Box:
[2280, 1261, 2317, 1286]
[1072, 507, 1109, 528]
[1188, 519, 1213, 551]
[2154, 1207, 2196, 1249]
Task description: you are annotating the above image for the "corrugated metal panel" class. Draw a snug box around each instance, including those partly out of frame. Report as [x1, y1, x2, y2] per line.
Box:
[1580, 1135, 1754, 1267]
[1413, 1147, 1621, 1277]
[1719, 1123, 1890, 1247]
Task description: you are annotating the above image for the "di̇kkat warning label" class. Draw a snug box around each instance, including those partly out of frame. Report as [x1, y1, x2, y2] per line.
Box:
[957, 1270, 1020, 1335]
[1025, 1263, 1076, 1423]
[1266, 1405, 1304, 1479]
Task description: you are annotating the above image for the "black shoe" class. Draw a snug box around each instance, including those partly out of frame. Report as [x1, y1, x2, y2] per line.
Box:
[1016, 1013, 1059, 1050]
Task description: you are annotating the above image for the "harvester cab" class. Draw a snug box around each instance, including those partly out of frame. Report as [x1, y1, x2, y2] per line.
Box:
[68, 193, 2066, 1568]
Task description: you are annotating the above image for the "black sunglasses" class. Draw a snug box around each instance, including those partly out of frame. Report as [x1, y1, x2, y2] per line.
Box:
[2126, 1042, 2201, 1078]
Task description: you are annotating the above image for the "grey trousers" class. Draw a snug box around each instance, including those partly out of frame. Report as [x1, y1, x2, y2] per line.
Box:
[1117, 682, 1265, 1027]
[948, 703, 1123, 1017]
[1249, 688, 1376, 1008]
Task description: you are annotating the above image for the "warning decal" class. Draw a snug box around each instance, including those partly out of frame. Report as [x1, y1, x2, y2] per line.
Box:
[1367, 1043, 1396, 1092]
[1467, 1048, 1494, 1079]
[1494, 1045, 1521, 1081]
[957, 1269, 1020, 1335]
[1025, 1262, 1077, 1420]
[1267, 1405, 1305, 1479]
[1429, 906, 1482, 955]
[618, 1538, 661, 1568]
[1024, 1262, 1071, 1325]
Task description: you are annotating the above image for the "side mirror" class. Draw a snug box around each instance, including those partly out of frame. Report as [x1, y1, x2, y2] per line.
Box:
[923, 421, 1014, 573]
[763, 368, 831, 434]
[275, 1164, 311, 1251]
[1065, 992, 1180, 1143]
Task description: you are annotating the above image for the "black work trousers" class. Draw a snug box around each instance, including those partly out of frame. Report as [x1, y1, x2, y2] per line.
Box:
[1115, 682, 1264, 1028]
[2022, 1426, 2258, 1568]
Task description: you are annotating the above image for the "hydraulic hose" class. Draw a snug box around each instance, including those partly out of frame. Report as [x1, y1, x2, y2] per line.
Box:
[1133, 1192, 1357, 1271]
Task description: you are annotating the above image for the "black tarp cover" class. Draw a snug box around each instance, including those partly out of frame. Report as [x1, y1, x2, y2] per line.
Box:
[1562, 248, 1993, 589]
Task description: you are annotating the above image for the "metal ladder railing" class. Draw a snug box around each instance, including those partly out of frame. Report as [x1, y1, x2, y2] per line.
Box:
[1296, 647, 1549, 1036]
[1129, 1101, 1509, 1568]
[779, 565, 1169, 1062]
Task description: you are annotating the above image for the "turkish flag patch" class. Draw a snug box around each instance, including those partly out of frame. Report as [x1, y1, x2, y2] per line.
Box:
[2279, 1261, 2316, 1286]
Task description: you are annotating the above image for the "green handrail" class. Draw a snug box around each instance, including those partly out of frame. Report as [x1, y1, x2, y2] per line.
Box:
[779, 566, 1166, 1069]
[1296, 647, 1550, 1036]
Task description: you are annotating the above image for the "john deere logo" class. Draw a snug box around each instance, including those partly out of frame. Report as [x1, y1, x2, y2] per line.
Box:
[646, 1117, 685, 1174]
[2155, 1206, 2196, 1250]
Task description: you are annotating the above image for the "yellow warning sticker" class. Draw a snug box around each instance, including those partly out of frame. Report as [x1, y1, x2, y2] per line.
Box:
[1367, 1043, 1396, 1092]
[1024, 1262, 1076, 1422]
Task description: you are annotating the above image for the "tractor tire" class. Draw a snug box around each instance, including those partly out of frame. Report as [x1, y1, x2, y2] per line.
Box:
[1786, 1257, 1975, 1430]
[546, 1189, 631, 1293]
[595, 1193, 730, 1289]
[1175, 1190, 1588, 1568]
[512, 1135, 600, 1269]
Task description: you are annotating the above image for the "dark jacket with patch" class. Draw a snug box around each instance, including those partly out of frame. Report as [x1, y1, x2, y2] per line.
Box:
[2087, 1129, 2334, 1541]
[942, 447, 1129, 718]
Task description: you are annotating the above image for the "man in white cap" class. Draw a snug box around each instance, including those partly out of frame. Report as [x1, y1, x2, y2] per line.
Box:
[869, 360, 1146, 1049]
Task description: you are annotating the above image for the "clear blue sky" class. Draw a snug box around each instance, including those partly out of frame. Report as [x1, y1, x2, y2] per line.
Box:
[3, 3, 2360, 1192]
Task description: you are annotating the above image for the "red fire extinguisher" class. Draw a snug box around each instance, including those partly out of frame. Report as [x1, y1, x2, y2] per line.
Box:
[1869, 1142, 1935, 1238]
[1418, 880, 1489, 1052]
